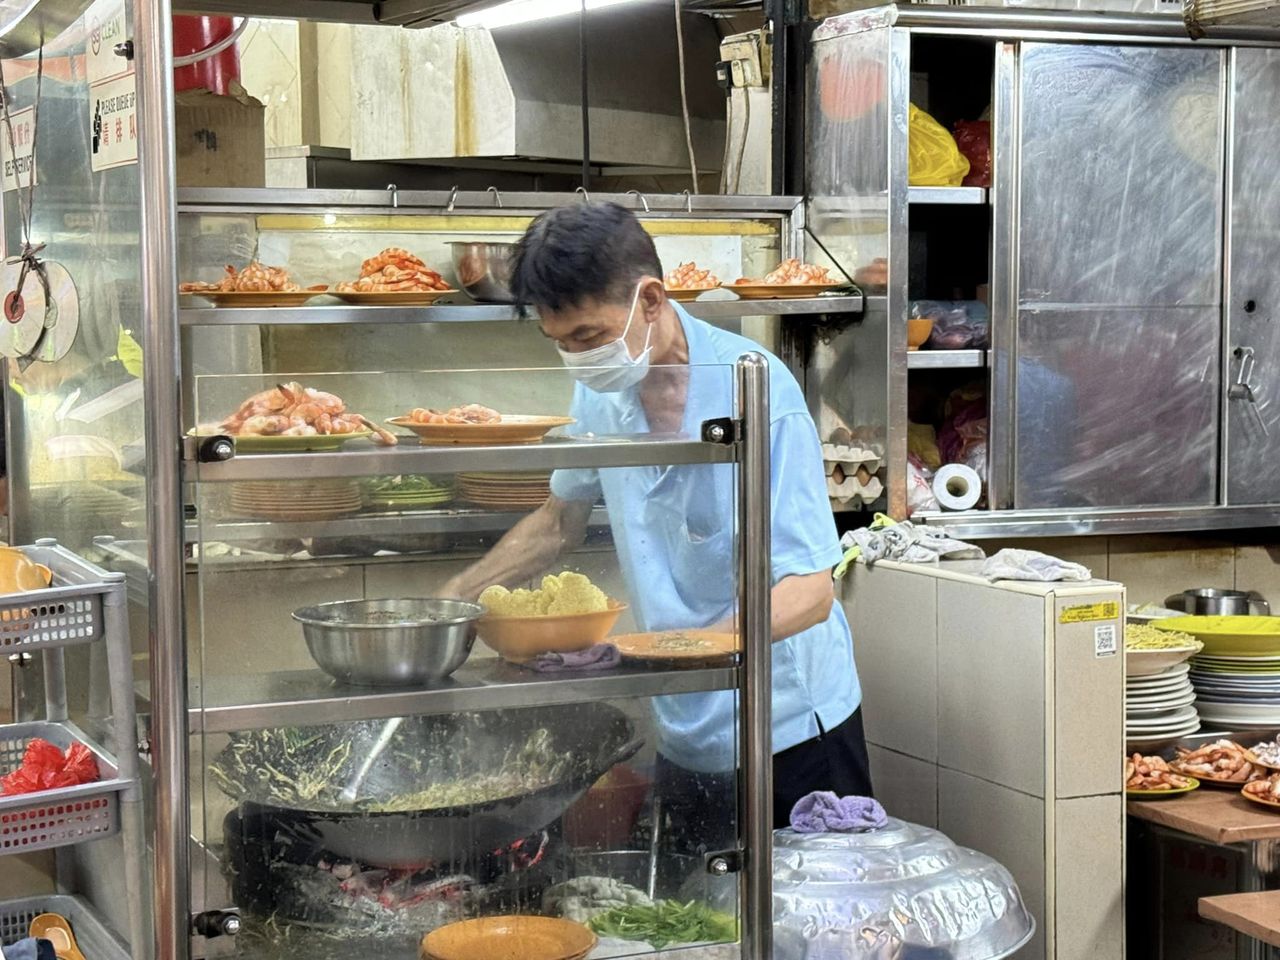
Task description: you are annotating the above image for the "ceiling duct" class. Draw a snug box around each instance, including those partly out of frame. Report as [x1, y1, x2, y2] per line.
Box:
[349, 1, 725, 171]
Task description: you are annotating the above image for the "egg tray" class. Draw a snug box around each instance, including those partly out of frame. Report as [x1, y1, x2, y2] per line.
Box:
[0, 894, 130, 959]
[0, 541, 125, 653]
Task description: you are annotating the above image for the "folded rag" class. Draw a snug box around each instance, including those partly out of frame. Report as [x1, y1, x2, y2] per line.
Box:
[789, 792, 888, 833]
[836, 514, 984, 577]
[980, 548, 1091, 583]
[527, 643, 621, 673]
[0, 939, 57, 960]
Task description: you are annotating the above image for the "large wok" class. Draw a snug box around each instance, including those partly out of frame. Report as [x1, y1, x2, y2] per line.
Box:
[211, 703, 641, 867]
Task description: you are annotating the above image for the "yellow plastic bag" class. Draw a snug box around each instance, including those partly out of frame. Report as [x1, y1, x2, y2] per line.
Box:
[908, 104, 970, 187]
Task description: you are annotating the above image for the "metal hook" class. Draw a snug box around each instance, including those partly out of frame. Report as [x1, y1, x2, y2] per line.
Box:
[445, 185, 460, 212]
[680, 189, 693, 213]
[626, 189, 650, 213]
[487, 186, 503, 209]
[385, 183, 399, 209]
[575, 186, 591, 204]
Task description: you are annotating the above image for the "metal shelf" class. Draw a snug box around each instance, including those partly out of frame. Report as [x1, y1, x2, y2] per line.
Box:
[177, 294, 865, 326]
[908, 186, 988, 205]
[188, 659, 739, 733]
[186, 435, 735, 482]
[915, 504, 1280, 539]
[907, 349, 988, 369]
[188, 506, 612, 541]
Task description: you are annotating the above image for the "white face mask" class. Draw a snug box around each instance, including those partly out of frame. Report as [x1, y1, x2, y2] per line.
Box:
[556, 283, 652, 393]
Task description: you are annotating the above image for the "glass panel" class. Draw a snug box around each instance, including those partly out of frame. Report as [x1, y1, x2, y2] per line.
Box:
[0, 4, 149, 955]
[188, 365, 741, 958]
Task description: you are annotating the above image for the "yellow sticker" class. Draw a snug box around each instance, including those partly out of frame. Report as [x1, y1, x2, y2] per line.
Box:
[1059, 601, 1120, 624]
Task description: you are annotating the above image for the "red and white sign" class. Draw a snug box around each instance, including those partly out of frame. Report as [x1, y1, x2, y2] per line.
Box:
[0, 106, 36, 193]
[89, 71, 138, 172]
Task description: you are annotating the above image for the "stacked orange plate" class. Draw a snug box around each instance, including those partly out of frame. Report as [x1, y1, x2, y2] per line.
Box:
[228, 479, 364, 521]
[421, 916, 596, 960]
[457, 472, 552, 510]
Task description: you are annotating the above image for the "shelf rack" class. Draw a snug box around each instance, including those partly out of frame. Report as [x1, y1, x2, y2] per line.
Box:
[0, 542, 147, 958]
[178, 294, 866, 326]
[908, 186, 988, 205]
[907, 349, 988, 369]
[188, 660, 739, 733]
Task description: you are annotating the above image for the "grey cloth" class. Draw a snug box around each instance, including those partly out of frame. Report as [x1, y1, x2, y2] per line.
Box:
[840, 520, 984, 567]
[1, 939, 56, 960]
[527, 643, 621, 672]
[981, 548, 1091, 583]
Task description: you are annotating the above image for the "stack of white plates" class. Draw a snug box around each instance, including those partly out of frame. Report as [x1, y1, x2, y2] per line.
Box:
[1191, 654, 1280, 727]
[1127, 663, 1200, 742]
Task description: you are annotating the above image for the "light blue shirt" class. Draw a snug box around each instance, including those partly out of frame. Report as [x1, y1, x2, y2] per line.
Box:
[550, 306, 861, 773]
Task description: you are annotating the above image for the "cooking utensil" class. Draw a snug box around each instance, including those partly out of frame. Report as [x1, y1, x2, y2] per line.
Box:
[339, 716, 403, 804]
[477, 600, 628, 663]
[450, 241, 516, 303]
[293, 598, 482, 686]
[212, 703, 643, 867]
[29, 913, 87, 960]
[1171, 588, 1270, 616]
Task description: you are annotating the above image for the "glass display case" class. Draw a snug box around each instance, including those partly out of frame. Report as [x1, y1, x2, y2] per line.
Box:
[121, 187, 865, 959]
[181, 361, 770, 960]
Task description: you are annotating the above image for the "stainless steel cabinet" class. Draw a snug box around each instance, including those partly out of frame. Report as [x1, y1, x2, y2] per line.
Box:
[1225, 48, 1280, 504]
[1007, 44, 1224, 509]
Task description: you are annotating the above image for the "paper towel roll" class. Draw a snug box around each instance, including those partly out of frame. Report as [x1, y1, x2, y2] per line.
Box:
[933, 463, 982, 511]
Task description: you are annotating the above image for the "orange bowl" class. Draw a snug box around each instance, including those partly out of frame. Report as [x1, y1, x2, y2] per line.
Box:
[476, 600, 627, 663]
[421, 916, 596, 960]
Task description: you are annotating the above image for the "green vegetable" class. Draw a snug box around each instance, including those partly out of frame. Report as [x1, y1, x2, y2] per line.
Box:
[588, 900, 737, 949]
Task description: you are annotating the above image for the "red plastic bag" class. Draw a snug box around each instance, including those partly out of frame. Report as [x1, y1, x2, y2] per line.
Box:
[1, 738, 100, 796]
[953, 120, 991, 188]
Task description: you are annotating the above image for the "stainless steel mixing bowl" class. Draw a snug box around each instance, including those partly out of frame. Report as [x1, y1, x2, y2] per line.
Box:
[293, 598, 482, 686]
[450, 241, 516, 303]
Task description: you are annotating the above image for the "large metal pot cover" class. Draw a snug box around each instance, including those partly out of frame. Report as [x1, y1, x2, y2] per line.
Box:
[210, 703, 641, 868]
[772, 817, 1035, 960]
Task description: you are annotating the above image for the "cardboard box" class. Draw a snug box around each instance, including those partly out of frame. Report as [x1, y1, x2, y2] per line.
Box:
[174, 81, 266, 188]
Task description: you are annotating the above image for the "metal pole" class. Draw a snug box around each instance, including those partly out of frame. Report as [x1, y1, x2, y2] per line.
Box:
[736, 353, 772, 959]
[134, 0, 189, 955]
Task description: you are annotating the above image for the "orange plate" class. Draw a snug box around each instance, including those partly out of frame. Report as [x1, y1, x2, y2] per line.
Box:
[185, 288, 328, 308]
[421, 916, 596, 960]
[611, 629, 739, 665]
[332, 289, 455, 306]
[725, 282, 845, 300]
[665, 287, 712, 302]
[477, 600, 627, 663]
[1241, 788, 1280, 811]
[1169, 763, 1257, 788]
[388, 415, 574, 446]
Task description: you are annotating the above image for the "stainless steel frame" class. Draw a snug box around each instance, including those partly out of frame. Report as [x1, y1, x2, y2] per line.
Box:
[987, 41, 1019, 512]
[135, 0, 190, 956]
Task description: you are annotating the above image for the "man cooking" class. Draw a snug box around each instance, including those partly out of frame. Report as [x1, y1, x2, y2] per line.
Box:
[443, 202, 870, 837]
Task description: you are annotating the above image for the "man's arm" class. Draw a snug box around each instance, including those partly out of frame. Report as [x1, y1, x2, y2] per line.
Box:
[772, 570, 835, 641]
[441, 495, 594, 601]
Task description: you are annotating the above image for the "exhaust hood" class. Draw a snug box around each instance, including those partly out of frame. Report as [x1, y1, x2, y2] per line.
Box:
[349, 1, 726, 170]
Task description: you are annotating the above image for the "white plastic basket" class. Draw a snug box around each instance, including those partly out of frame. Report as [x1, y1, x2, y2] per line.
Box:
[0, 894, 130, 960]
[0, 541, 124, 652]
[0, 722, 125, 854]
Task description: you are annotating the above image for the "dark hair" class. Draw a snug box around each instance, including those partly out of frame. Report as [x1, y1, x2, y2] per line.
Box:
[510, 202, 663, 312]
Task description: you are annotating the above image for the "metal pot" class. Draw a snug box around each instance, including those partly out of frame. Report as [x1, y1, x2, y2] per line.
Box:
[293, 598, 482, 686]
[210, 704, 642, 867]
[1172, 588, 1270, 617]
[450, 241, 516, 303]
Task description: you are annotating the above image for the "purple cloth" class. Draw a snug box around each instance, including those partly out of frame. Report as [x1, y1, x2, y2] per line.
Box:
[527, 643, 620, 673]
[789, 792, 887, 833]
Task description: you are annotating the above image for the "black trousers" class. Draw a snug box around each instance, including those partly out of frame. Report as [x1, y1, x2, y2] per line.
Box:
[652, 707, 873, 886]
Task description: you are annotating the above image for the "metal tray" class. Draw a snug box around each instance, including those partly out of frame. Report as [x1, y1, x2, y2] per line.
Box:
[0, 540, 124, 653]
[0, 721, 127, 854]
[0, 893, 131, 960]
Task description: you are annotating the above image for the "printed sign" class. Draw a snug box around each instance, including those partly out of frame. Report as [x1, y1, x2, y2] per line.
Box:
[86, 0, 129, 84]
[0, 106, 36, 193]
[1094, 624, 1118, 658]
[89, 71, 138, 172]
[1059, 601, 1120, 624]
